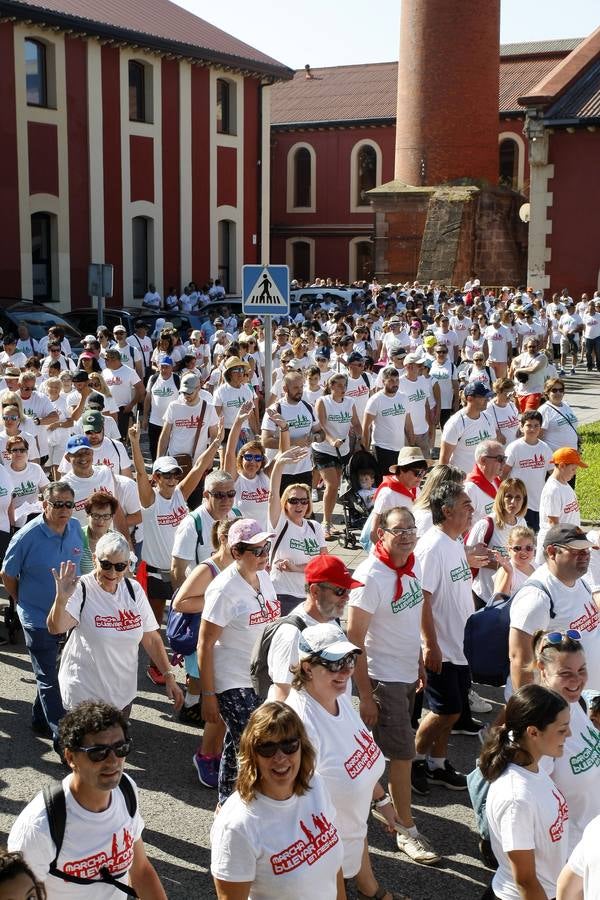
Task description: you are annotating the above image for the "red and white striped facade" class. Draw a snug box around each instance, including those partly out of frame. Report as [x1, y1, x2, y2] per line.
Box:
[0, 16, 280, 310]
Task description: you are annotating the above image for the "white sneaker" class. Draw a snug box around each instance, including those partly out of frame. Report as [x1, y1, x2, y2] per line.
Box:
[311, 489, 319, 502]
[396, 827, 441, 865]
[469, 688, 492, 714]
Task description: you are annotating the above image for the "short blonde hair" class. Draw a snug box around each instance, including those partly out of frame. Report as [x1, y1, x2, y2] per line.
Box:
[236, 702, 315, 803]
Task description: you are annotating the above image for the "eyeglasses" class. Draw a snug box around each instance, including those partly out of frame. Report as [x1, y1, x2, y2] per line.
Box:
[318, 583, 350, 597]
[8, 447, 26, 453]
[314, 652, 357, 673]
[239, 541, 271, 558]
[382, 527, 417, 538]
[209, 490, 237, 500]
[509, 544, 535, 552]
[2, 415, 18, 421]
[242, 453, 264, 463]
[255, 738, 300, 758]
[98, 559, 128, 572]
[90, 512, 112, 521]
[76, 739, 132, 762]
[485, 455, 506, 462]
[48, 500, 75, 509]
[287, 497, 309, 506]
[435, 349, 448, 354]
[544, 629, 582, 646]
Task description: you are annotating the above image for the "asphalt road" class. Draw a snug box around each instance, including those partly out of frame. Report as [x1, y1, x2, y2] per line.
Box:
[0, 628, 501, 900]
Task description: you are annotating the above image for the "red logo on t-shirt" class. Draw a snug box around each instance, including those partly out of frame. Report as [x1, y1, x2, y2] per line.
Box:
[95, 609, 142, 631]
[248, 597, 281, 626]
[564, 499, 580, 514]
[344, 729, 382, 779]
[570, 602, 599, 634]
[63, 828, 134, 879]
[240, 487, 270, 504]
[156, 505, 188, 527]
[549, 788, 569, 842]
[270, 813, 339, 874]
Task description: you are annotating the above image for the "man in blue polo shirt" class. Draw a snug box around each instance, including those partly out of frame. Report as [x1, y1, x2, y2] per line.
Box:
[2, 481, 83, 742]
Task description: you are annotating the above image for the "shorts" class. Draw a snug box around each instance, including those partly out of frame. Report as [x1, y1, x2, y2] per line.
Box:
[517, 392, 542, 412]
[424, 662, 470, 716]
[560, 335, 578, 355]
[279, 470, 312, 496]
[146, 570, 173, 602]
[312, 449, 349, 471]
[370, 678, 418, 760]
[184, 652, 199, 678]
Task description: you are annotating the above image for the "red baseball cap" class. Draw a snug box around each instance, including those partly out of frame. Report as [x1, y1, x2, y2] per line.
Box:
[305, 555, 363, 590]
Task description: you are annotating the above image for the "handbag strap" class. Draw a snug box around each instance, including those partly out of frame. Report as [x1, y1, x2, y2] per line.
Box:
[190, 400, 207, 459]
[549, 403, 578, 439]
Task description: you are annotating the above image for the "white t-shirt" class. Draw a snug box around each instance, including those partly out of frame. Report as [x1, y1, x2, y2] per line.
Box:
[344, 374, 372, 421]
[286, 690, 384, 878]
[60, 437, 131, 476]
[372, 484, 413, 517]
[400, 375, 431, 435]
[449, 316, 472, 347]
[172, 505, 240, 572]
[213, 382, 255, 429]
[0, 427, 39, 464]
[210, 773, 342, 900]
[235, 472, 270, 531]
[484, 324, 511, 362]
[0, 464, 14, 532]
[102, 365, 141, 408]
[261, 400, 314, 476]
[62, 466, 116, 524]
[415, 527, 473, 665]
[203, 564, 280, 693]
[441, 409, 495, 474]
[148, 374, 180, 426]
[429, 360, 456, 409]
[270, 515, 326, 599]
[544, 701, 600, 850]
[163, 395, 219, 460]
[505, 437, 552, 511]
[466, 515, 526, 602]
[540, 402, 578, 452]
[20, 390, 56, 455]
[568, 814, 600, 899]
[464, 480, 496, 526]
[266, 602, 321, 696]
[513, 352, 548, 396]
[127, 333, 153, 368]
[510, 564, 600, 690]
[7, 462, 48, 524]
[114, 343, 142, 370]
[487, 401, 520, 447]
[538, 478, 581, 562]
[8, 774, 144, 899]
[349, 554, 423, 682]
[59, 574, 157, 710]
[487, 764, 569, 900]
[142, 487, 188, 570]
[312, 396, 355, 457]
[363, 389, 409, 452]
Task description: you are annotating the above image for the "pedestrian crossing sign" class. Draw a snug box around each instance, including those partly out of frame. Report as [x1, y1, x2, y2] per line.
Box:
[242, 265, 290, 315]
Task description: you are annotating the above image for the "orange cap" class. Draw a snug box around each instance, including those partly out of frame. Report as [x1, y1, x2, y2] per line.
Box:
[551, 447, 588, 468]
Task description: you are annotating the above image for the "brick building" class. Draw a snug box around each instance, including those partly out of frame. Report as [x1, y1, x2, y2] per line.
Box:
[0, 0, 291, 310]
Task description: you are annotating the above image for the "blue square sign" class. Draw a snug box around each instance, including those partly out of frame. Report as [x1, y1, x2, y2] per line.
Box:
[242, 265, 290, 316]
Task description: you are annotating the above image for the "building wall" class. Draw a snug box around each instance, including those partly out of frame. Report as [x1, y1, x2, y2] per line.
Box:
[0, 20, 260, 310]
[546, 129, 600, 297]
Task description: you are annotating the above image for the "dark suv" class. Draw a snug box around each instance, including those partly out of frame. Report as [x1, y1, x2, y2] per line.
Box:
[0, 299, 84, 356]
[63, 306, 201, 339]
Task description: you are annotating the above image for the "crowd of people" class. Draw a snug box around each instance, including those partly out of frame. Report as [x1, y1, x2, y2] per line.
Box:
[1, 276, 600, 899]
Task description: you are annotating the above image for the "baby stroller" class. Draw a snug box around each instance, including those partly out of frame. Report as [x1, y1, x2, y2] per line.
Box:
[338, 449, 382, 549]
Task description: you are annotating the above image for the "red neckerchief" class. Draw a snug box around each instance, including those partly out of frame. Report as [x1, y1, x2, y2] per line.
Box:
[373, 541, 416, 602]
[373, 475, 416, 503]
[466, 464, 499, 501]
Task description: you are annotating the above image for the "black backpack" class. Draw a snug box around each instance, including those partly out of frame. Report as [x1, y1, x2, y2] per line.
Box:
[43, 775, 138, 897]
[250, 614, 308, 699]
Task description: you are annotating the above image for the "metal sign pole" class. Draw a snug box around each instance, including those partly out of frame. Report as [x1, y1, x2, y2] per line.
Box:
[97, 293, 104, 327]
[264, 315, 273, 404]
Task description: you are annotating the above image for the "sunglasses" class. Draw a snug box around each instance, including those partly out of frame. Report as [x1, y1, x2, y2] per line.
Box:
[209, 490, 237, 500]
[382, 526, 418, 538]
[8, 447, 26, 453]
[90, 512, 112, 521]
[2, 415, 19, 421]
[243, 453, 264, 463]
[314, 652, 357, 673]
[98, 559, 128, 572]
[255, 738, 300, 758]
[239, 541, 271, 558]
[158, 471, 180, 479]
[509, 544, 535, 552]
[48, 500, 75, 509]
[549, 388, 565, 393]
[544, 629, 582, 645]
[287, 497, 309, 506]
[76, 739, 132, 762]
[319, 583, 349, 597]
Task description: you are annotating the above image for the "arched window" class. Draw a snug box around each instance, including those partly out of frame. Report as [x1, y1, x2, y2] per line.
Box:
[356, 145, 377, 206]
[294, 148, 312, 209]
[292, 241, 311, 283]
[25, 39, 47, 107]
[499, 138, 519, 189]
[217, 79, 237, 135]
[132, 216, 149, 299]
[129, 61, 146, 122]
[31, 212, 54, 300]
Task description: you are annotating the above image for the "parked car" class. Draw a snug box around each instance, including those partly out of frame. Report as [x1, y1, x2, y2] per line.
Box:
[0, 299, 84, 357]
[290, 287, 363, 306]
[62, 307, 202, 340]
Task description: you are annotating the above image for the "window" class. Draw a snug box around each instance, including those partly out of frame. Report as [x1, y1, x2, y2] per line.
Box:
[499, 138, 518, 189]
[216, 79, 236, 135]
[31, 213, 53, 300]
[292, 241, 311, 283]
[218, 220, 236, 293]
[25, 39, 47, 107]
[132, 217, 148, 299]
[129, 61, 146, 122]
[354, 241, 372, 282]
[294, 148, 312, 209]
[356, 145, 377, 205]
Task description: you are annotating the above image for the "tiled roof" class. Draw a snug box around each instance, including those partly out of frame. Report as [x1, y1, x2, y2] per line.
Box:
[546, 56, 600, 119]
[4, 0, 291, 77]
[271, 50, 575, 126]
[500, 38, 582, 57]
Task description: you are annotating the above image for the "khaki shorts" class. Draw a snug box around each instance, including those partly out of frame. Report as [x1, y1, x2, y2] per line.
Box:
[370, 678, 418, 760]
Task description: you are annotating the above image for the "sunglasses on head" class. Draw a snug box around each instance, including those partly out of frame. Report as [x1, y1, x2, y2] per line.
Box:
[287, 497, 309, 506]
[209, 490, 237, 500]
[48, 499, 75, 509]
[544, 629, 581, 646]
[239, 541, 271, 558]
[313, 652, 357, 673]
[255, 737, 300, 758]
[76, 738, 132, 762]
[98, 559, 128, 572]
[243, 453, 264, 462]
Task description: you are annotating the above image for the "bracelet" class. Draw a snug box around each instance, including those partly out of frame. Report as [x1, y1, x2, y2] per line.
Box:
[374, 793, 392, 809]
[279, 425, 289, 432]
[162, 671, 176, 680]
[202, 690, 216, 696]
